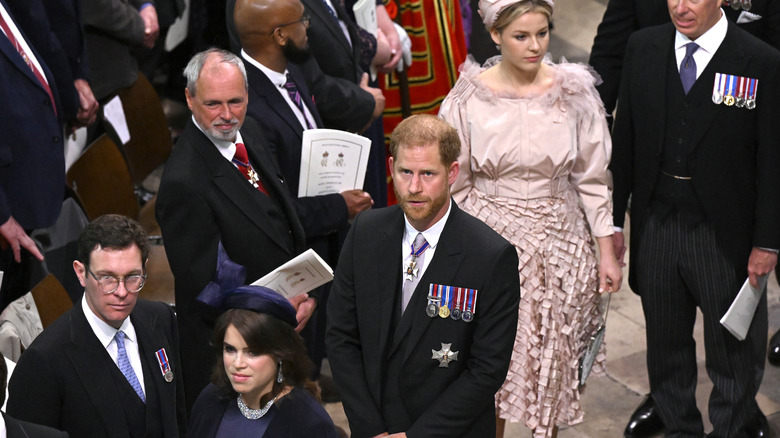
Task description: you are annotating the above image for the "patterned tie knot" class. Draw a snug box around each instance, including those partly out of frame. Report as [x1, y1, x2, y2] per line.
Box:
[684, 42, 699, 68]
[115, 330, 126, 346]
[234, 142, 249, 165]
[412, 233, 427, 253]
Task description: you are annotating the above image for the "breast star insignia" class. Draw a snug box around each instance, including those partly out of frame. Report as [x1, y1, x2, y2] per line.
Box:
[431, 342, 459, 368]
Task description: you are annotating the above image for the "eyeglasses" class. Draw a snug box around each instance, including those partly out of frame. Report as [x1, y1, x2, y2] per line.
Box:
[269, 14, 311, 35]
[86, 266, 147, 294]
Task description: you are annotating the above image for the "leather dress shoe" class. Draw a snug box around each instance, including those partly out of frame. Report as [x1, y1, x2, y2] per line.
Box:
[624, 394, 665, 438]
[768, 329, 780, 366]
[745, 412, 771, 438]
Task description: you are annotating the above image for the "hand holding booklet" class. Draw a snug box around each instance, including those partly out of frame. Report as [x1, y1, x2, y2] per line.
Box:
[720, 275, 767, 341]
[251, 249, 334, 299]
[298, 129, 371, 197]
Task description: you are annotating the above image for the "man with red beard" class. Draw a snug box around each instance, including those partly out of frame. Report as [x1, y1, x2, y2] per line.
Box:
[326, 114, 520, 438]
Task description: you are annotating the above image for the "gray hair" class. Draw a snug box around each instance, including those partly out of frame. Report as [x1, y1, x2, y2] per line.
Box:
[184, 48, 248, 96]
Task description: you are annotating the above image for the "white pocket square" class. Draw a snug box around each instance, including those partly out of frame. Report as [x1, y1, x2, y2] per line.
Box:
[737, 11, 762, 24]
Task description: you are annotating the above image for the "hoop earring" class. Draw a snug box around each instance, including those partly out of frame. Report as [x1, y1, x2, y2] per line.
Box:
[276, 360, 284, 383]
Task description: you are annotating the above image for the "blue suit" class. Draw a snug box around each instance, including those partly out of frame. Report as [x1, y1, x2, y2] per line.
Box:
[0, 0, 63, 231]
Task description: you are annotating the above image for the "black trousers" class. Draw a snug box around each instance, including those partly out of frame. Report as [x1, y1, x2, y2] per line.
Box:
[637, 213, 766, 438]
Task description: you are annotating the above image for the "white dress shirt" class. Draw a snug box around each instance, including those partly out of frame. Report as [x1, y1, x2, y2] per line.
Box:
[674, 8, 727, 79]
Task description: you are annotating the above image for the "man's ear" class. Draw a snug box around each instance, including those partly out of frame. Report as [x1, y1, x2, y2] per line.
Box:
[447, 160, 460, 186]
[73, 260, 87, 288]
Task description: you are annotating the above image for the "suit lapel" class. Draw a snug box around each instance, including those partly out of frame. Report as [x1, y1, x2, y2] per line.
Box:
[65, 306, 130, 438]
[687, 23, 747, 153]
[133, 309, 176, 436]
[307, 0, 352, 54]
[186, 123, 293, 253]
[246, 62, 307, 135]
[375, 208, 405, 361]
[647, 27, 674, 155]
[0, 1, 49, 95]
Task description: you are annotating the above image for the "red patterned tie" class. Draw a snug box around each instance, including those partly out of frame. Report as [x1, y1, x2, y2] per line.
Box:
[233, 142, 270, 196]
[0, 12, 57, 116]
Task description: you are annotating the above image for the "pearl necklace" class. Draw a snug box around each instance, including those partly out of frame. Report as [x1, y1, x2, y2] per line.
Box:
[237, 394, 276, 419]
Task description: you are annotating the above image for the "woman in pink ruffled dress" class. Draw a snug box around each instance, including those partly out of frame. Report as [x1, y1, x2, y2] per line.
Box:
[439, 1, 622, 436]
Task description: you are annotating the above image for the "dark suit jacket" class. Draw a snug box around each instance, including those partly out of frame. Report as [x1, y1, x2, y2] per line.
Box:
[590, 0, 780, 117]
[156, 117, 306, 408]
[82, 0, 148, 100]
[244, 59, 348, 239]
[224, 0, 375, 132]
[6, 300, 186, 438]
[326, 203, 520, 438]
[4, 414, 69, 438]
[5, 0, 82, 121]
[186, 384, 338, 438]
[0, 0, 64, 230]
[610, 21, 780, 290]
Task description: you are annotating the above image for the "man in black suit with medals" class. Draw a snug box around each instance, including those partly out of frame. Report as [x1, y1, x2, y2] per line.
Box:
[610, 1, 780, 436]
[6, 215, 186, 438]
[590, 1, 780, 436]
[326, 115, 520, 438]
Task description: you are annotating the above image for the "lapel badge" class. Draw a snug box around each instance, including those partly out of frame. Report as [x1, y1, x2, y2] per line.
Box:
[432, 342, 459, 368]
[155, 348, 174, 382]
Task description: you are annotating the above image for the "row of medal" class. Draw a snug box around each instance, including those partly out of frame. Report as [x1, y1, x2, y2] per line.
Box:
[712, 73, 758, 109]
[724, 0, 752, 11]
[426, 284, 478, 322]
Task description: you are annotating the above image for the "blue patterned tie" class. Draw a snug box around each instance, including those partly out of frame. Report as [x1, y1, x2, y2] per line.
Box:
[319, 0, 338, 21]
[115, 331, 146, 403]
[283, 74, 314, 129]
[680, 42, 699, 94]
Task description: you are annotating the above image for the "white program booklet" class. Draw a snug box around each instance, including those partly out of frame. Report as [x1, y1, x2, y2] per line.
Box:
[298, 129, 371, 197]
[720, 275, 767, 341]
[251, 249, 334, 299]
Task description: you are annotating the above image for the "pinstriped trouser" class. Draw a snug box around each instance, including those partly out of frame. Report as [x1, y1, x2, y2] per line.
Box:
[636, 213, 767, 438]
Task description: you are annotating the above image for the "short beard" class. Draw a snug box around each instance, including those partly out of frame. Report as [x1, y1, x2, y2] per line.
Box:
[283, 39, 312, 64]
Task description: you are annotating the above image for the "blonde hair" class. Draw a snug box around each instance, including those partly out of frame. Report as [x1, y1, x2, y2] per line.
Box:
[491, 0, 552, 33]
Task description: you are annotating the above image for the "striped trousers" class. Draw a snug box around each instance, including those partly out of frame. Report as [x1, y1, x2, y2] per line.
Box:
[636, 213, 767, 438]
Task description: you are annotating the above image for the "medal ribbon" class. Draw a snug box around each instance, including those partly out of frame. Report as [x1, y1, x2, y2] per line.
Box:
[727, 74, 736, 99]
[751, 78, 759, 101]
[155, 348, 171, 376]
[712, 73, 722, 97]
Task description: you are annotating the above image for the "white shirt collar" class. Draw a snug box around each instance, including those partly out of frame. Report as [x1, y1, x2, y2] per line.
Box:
[674, 8, 727, 54]
[403, 199, 452, 250]
[241, 50, 289, 88]
[191, 115, 245, 162]
[81, 295, 137, 349]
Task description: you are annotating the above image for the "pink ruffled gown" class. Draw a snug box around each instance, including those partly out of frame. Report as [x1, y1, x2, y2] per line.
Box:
[439, 56, 614, 438]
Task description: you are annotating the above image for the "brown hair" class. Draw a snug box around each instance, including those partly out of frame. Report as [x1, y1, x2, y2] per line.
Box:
[492, 0, 552, 34]
[77, 214, 149, 269]
[389, 114, 461, 166]
[211, 309, 318, 403]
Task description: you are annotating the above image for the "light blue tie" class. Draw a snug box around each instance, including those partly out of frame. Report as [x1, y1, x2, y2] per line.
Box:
[115, 330, 145, 403]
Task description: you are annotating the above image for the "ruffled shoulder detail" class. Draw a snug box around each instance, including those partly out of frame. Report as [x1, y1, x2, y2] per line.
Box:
[455, 54, 606, 120]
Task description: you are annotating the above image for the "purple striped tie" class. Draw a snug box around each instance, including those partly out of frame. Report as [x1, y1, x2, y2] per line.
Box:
[284, 74, 314, 129]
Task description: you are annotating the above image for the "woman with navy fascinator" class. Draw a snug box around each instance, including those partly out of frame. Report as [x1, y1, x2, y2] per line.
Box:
[186, 245, 338, 438]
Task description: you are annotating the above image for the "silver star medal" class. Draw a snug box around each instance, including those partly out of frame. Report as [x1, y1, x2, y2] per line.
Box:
[247, 167, 260, 188]
[431, 343, 459, 368]
[404, 259, 418, 282]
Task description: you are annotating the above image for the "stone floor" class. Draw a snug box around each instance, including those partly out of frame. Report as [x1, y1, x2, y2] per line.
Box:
[321, 0, 780, 436]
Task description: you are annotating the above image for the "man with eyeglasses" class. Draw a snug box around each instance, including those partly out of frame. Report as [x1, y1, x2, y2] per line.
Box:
[6, 214, 186, 438]
[233, 0, 373, 390]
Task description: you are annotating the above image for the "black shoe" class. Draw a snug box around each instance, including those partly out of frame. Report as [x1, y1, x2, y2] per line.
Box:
[768, 329, 780, 366]
[624, 394, 665, 438]
[745, 412, 771, 438]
